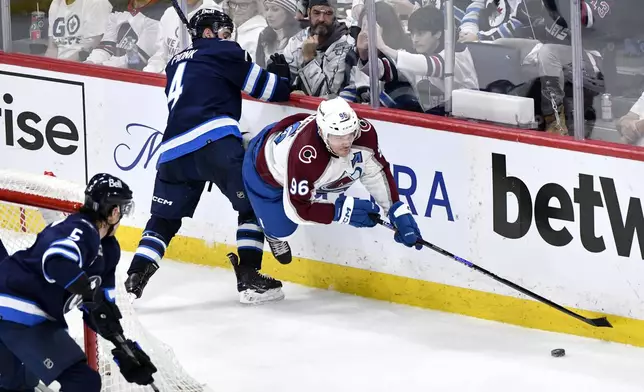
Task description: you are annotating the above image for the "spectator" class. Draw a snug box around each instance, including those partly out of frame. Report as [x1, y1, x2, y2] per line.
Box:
[473, 0, 603, 135]
[144, 0, 219, 73]
[45, 0, 113, 61]
[349, 0, 469, 34]
[282, 0, 355, 97]
[459, 0, 537, 42]
[341, 1, 419, 110]
[617, 92, 644, 145]
[224, 0, 267, 60]
[256, 0, 303, 67]
[84, 0, 164, 70]
[376, 5, 478, 113]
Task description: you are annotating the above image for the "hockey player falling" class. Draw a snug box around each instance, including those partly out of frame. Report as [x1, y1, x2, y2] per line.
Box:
[125, 7, 292, 305]
[243, 97, 423, 292]
[0, 173, 158, 392]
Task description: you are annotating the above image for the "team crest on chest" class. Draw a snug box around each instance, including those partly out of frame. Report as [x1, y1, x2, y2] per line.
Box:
[317, 167, 363, 195]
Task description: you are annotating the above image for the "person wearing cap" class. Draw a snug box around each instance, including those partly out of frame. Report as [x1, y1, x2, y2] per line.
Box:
[281, 0, 355, 97]
[256, 0, 304, 67]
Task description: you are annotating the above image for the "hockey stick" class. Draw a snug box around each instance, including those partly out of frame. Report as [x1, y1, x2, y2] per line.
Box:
[375, 218, 613, 328]
[170, 0, 192, 31]
[112, 333, 161, 392]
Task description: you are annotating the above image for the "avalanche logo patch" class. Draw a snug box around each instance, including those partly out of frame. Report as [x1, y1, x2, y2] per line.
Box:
[317, 168, 363, 194]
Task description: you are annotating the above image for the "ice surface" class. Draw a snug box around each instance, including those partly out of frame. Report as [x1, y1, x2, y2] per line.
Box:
[123, 252, 644, 392]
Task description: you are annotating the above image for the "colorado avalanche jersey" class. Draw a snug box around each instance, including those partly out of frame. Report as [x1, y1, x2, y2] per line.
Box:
[255, 113, 400, 225]
[156, 38, 291, 166]
[47, 0, 112, 60]
[0, 214, 119, 327]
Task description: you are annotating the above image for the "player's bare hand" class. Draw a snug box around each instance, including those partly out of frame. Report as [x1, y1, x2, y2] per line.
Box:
[302, 35, 318, 63]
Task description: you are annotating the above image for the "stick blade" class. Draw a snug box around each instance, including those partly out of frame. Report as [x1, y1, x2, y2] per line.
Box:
[588, 317, 612, 328]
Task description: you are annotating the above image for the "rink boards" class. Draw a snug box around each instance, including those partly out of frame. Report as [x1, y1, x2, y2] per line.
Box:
[2, 54, 644, 346]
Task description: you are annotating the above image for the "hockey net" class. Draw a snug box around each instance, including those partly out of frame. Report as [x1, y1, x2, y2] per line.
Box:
[0, 170, 211, 392]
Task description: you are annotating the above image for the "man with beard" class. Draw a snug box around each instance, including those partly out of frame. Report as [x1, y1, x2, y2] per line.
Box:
[281, 0, 354, 97]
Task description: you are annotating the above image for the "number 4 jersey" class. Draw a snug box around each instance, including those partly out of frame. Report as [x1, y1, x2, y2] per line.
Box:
[255, 113, 400, 225]
[0, 213, 118, 327]
[157, 37, 291, 168]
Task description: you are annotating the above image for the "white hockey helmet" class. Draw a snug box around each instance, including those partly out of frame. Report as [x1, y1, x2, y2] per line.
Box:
[316, 97, 360, 148]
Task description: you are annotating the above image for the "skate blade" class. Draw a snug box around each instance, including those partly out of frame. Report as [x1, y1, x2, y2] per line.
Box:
[239, 288, 285, 305]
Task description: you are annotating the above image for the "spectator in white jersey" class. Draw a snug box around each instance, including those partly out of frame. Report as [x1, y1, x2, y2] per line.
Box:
[376, 5, 478, 113]
[45, 0, 113, 61]
[223, 0, 267, 60]
[143, 0, 220, 73]
[255, 0, 303, 67]
[84, 0, 164, 70]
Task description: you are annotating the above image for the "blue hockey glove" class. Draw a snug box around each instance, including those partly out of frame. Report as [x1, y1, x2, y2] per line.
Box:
[334, 195, 380, 228]
[388, 201, 422, 250]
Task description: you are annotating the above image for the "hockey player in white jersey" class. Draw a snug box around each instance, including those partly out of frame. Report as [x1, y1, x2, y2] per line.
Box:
[242, 97, 423, 271]
[45, 0, 113, 61]
[143, 0, 220, 73]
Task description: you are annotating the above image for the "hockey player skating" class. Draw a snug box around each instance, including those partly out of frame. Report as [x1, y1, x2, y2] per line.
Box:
[125, 8, 292, 305]
[0, 173, 157, 392]
[242, 97, 423, 272]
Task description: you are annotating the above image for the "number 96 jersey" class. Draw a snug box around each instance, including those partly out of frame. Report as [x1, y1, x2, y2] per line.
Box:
[254, 113, 400, 225]
[0, 213, 118, 327]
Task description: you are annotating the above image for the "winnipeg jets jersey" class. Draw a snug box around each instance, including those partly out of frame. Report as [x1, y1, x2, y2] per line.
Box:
[47, 0, 113, 60]
[156, 38, 290, 166]
[0, 214, 119, 327]
[143, 0, 219, 74]
[255, 113, 400, 225]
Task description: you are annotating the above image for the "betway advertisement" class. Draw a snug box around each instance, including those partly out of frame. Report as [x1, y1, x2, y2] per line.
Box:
[1, 61, 644, 321]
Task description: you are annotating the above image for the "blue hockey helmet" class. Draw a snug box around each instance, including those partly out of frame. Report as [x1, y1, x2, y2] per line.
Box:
[84, 173, 134, 220]
[189, 8, 234, 40]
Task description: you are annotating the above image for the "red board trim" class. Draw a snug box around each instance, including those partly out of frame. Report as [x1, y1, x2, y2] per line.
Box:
[2, 51, 643, 162]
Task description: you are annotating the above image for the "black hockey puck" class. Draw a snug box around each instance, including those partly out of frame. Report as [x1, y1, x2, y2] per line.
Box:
[551, 348, 565, 357]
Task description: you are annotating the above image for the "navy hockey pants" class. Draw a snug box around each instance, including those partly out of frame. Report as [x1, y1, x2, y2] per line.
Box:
[0, 238, 8, 260]
[0, 320, 100, 391]
[242, 125, 298, 239]
[131, 135, 265, 272]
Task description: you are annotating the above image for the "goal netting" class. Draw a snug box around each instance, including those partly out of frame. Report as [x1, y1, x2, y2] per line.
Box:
[0, 170, 211, 392]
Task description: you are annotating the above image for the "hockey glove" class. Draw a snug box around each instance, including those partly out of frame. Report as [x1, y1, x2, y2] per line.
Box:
[112, 339, 157, 386]
[80, 286, 124, 340]
[388, 201, 422, 250]
[266, 53, 291, 84]
[333, 195, 380, 228]
[125, 261, 159, 299]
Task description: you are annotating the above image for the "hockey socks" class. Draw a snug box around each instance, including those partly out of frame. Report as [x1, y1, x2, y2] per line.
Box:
[236, 220, 265, 270]
[127, 230, 170, 299]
